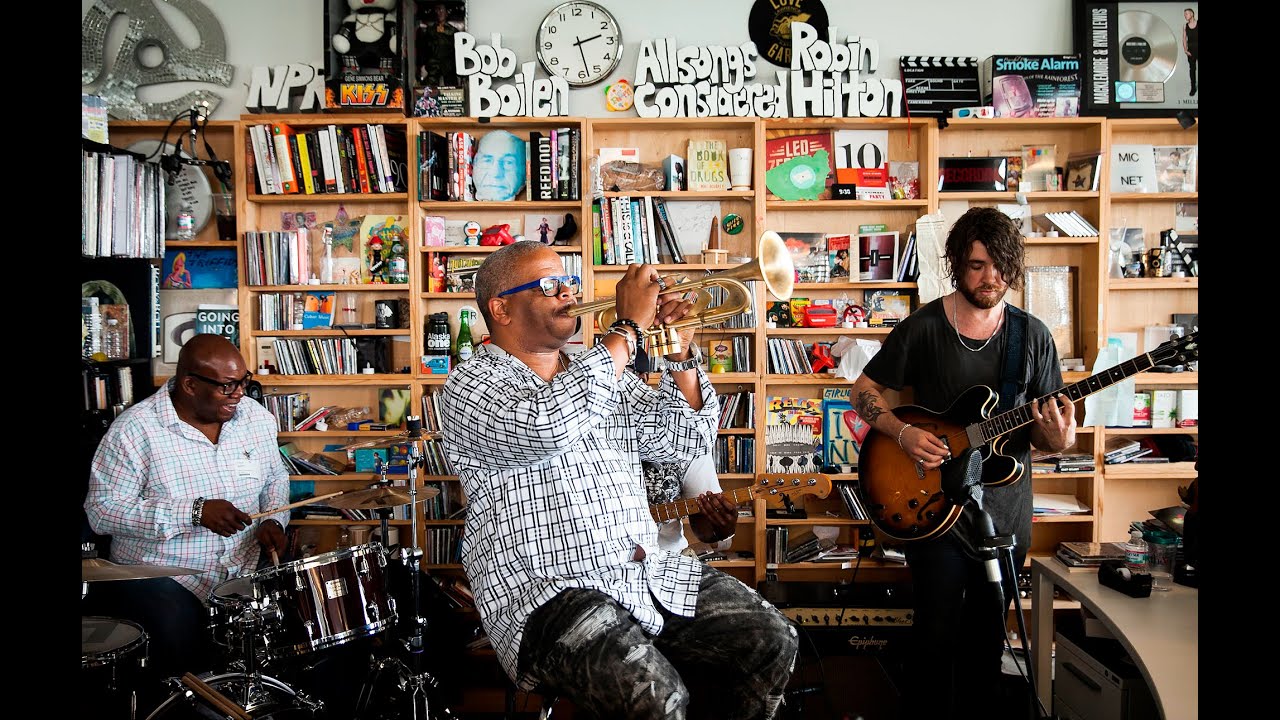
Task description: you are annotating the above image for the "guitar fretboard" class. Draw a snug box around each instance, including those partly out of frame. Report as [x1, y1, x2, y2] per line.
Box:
[976, 354, 1155, 443]
[650, 486, 756, 523]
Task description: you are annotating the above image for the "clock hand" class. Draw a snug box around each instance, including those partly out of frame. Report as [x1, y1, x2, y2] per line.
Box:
[574, 33, 603, 47]
[574, 35, 590, 70]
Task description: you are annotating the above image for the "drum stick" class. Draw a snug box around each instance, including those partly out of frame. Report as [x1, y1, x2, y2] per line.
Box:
[249, 490, 345, 519]
[270, 548, 280, 566]
[181, 673, 251, 720]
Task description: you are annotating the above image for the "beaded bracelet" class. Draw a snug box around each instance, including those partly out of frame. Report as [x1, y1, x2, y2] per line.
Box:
[610, 318, 645, 343]
[192, 497, 206, 528]
[606, 325, 637, 365]
[896, 424, 913, 451]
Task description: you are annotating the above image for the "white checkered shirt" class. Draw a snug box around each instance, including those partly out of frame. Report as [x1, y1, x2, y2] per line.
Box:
[441, 342, 719, 684]
[85, 381, 291, 602]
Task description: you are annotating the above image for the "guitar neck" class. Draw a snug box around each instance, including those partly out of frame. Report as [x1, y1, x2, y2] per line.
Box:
[650, 486, 756, 523]
[974, 352, 1156, 444]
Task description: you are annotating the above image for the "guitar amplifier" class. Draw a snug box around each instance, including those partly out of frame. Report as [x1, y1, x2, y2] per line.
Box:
[760, 581, 913, 658]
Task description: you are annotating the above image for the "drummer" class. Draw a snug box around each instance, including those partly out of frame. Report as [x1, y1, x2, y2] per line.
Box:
[83, 334, 290, 708]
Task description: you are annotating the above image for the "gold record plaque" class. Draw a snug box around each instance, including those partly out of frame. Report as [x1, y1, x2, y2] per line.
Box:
[1118, 10, 1177, 83]
[749, 0, 829, 68]
[1073, 1, 1197, 116]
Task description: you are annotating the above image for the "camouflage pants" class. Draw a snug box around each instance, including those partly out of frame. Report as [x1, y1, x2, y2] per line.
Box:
[517, 566, 799, 720]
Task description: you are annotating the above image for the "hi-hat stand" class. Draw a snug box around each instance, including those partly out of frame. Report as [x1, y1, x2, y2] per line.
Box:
[356, 416, 456, 720]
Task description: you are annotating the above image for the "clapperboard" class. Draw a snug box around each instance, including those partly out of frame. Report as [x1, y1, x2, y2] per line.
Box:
[899, 57, 981, 119]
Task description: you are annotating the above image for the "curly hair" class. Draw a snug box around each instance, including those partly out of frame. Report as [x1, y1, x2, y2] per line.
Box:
[944, 206, 1026, 291]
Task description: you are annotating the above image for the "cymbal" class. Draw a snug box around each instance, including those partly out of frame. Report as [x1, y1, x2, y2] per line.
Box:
[83, 558, 203, 582]
[325, 485, 441, 510]
[335, 430, 442, 452]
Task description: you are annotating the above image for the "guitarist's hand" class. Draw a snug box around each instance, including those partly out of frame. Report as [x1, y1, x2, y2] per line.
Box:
[690, 491, 739, 544]
[902, 425, 952, 470]
[1031, 392, 1077, 452]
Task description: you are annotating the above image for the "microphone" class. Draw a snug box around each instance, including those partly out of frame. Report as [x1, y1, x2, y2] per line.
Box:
[975, 508, 1003, 585]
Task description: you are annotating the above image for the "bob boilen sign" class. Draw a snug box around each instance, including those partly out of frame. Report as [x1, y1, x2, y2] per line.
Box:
[453, 32, 570, 117]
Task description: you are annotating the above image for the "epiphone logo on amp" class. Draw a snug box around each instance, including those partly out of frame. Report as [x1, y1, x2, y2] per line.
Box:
[845, 635, 890, 651]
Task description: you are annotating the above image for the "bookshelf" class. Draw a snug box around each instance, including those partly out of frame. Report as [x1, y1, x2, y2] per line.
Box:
[108, 112, 1195, 586]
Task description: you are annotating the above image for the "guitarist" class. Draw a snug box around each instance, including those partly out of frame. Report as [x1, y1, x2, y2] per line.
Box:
[849, 207, 1077, 719]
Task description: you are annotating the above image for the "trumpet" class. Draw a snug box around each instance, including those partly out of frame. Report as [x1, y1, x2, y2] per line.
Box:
[568, 231, 795, 356]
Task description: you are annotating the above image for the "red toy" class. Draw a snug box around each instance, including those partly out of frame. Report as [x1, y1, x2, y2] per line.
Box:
[810, 343, 836, 373]
[802, 305, 839, 328]
[479, 223, 516, 246]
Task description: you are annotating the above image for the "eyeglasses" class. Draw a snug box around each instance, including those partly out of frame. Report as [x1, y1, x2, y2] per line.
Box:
[497, 275, 581, 298]
[188, 371, 254, 396]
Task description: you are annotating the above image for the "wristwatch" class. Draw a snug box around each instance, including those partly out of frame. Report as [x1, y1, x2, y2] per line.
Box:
[665, 345, 702, 372]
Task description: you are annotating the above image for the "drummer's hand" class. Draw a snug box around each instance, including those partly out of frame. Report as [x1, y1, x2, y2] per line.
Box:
[256, 519, 287, 556]
[200, 499, 251, 537]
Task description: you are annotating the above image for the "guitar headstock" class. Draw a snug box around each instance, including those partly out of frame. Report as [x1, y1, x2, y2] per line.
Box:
[1149, 331, 1199, 367]
[755, 473, 833, 508]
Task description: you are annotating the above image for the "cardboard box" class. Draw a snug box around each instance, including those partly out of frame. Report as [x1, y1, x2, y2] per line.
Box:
[1151, 390, 1178, 429]
[1177, 390, 1198, 428]
[982, 55, 1081, 118]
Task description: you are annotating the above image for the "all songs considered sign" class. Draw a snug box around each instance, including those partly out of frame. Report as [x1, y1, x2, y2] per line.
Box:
[1073, 0, 1198, 117]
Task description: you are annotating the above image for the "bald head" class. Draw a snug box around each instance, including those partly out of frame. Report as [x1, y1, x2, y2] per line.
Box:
[177, 334, 246, 379]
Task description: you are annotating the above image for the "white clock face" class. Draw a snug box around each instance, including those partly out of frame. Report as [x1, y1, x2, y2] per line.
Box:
[536, 1, 623, 87]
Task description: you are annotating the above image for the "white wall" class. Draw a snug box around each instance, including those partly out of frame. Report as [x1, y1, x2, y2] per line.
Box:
[82, 0, 1076, 120]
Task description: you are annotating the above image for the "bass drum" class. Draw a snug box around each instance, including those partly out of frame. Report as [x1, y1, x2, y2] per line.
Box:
[144, 672, 319, 719]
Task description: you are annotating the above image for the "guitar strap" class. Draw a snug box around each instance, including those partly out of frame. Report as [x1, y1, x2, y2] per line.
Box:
[998, 305, 1028, 413]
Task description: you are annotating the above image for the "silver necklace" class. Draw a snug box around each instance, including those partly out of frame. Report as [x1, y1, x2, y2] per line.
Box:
[951, 294, 1004, 352]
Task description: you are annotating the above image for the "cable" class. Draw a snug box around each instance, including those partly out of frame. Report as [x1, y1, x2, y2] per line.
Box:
[996, 549, 1053, 720]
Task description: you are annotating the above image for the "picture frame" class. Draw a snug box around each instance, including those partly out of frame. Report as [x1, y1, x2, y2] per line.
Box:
[856, 231, 899, 282]
[408, 0, 468, 117]
[1065, 151, 1103, 192]
[1072, 1, 1198, 117]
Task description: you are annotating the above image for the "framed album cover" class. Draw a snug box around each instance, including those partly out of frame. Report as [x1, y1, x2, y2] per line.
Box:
[1072, 1, 1198, 117]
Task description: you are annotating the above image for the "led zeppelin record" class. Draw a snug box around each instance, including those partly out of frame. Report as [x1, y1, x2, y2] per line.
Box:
[1117, 10, 1177, 83]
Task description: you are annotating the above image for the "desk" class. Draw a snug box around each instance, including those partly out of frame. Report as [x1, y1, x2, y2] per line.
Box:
[1031, 557, 1197, 720]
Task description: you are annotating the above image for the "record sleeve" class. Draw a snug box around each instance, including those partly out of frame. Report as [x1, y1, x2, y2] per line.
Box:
[1072, 1, 1198, 116]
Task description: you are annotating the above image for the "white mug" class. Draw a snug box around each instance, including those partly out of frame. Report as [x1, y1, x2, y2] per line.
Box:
[729, 148, 753, 191]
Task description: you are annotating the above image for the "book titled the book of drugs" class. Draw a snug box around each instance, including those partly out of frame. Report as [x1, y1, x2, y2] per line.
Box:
[686, 139, 730, 192]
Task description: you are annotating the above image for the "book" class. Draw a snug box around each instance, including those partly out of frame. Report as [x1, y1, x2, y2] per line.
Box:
[301, 290, 335, 329]
[831, 129, 888, 185]
[1059, 541, 1126, 563]
[1065, 151, 1102, 192]
[857, 231, 899, 281]
[763, 132, 833, 200]
[420, 130, 449, 201]
[764, 396, 823, 474]
[195, 304, 239, 348]
[821, 387, 870, 470]
[865, 290, 911, 327]
[780, 231, 829, 283]
[162, 248, 238, 289]
[1110, 144, 1157, 194]
[708, 338, 733, 373]
[826, 234, 852, 280]
[1153, 145, 1197, 193]
[686, 139, 730, 192]
[269, 121, 299, 194]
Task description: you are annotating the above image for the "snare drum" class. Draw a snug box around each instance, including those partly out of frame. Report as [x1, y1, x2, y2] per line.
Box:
[82, 616, 149, 717]
[252, 542, 396, 657]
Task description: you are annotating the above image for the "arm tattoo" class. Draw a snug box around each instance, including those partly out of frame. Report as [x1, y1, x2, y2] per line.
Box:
[854, 391, 887, 424]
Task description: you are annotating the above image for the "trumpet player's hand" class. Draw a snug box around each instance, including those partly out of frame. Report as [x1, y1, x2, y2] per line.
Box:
[614, 263, 662, 330]
[657, 288, 698, 360]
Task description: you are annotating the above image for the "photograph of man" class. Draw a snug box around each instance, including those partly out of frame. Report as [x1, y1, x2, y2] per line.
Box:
[473, 130, 527, 202]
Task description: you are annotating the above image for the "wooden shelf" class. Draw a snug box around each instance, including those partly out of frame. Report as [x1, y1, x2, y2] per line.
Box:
[1104, 427, 1197, 436]
[766, 199, 929, 210]
[1030, 514, 1096, 523]
[249, 329, 409, 337]
[256, 374, 413, 386]
[166, 240, 238, 249]
[1109, 192, 1197, 203]
[290, 519, 413, 526]
[1108, 278, 1198, 290]
[246, 284, 408, 292]
[420, 244, 581, 253]
[248, 192, 408, 203]
[1102, 462, 1197, 479]
[420, 199, 581, 210]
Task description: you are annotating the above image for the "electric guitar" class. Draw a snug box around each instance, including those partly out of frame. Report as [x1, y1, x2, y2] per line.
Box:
[858, 332, 1198, 543]
[650, 473, 832, 523]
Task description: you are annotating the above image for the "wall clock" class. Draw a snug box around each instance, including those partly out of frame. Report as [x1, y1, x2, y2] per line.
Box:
[536, 1, 623, 87]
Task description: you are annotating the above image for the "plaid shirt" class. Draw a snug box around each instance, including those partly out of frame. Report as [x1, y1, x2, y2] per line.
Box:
[85, 381, 291, 602]
[441, 342, 718, 684]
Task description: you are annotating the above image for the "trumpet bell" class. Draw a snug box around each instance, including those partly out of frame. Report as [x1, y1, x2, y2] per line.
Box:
[755, 230, 794, 302]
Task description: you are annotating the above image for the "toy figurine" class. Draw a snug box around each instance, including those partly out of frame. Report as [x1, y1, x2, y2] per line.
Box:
[332, 0, 400, 74]
[810, 343, 836, 373]
[479, 223, 516, 246]
[367, 237, 387, 283]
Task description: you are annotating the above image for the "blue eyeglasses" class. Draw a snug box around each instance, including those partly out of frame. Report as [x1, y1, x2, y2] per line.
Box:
[497, 275, 581, 298]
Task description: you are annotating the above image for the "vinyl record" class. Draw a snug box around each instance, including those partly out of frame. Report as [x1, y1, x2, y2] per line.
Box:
[126, 140, 214, 239]
[1117, 10, 1177, 83]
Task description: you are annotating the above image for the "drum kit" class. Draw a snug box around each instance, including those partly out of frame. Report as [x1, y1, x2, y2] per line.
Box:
[81, 417, 459, 720]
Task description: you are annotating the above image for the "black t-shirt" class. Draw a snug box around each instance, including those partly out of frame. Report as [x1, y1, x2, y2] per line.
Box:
[861, 297, 1063, 558]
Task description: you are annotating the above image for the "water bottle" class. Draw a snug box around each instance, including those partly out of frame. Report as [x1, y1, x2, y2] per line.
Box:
[176, 199, 196, 240]
[1124, 528, 1148, 574]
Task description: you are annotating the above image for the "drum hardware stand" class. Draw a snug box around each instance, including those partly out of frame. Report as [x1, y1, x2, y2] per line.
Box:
[355, 416, 456, 720]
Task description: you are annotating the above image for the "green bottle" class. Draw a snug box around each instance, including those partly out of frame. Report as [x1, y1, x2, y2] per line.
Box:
[456, 310, 474, 363]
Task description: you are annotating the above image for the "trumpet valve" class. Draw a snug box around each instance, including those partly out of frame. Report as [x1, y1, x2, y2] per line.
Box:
[650, 325, 683, 357]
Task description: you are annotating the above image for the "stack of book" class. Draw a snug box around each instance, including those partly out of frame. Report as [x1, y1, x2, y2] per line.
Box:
[1055, 540, 1126, 570]
[1104, 439, 1152, 464]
